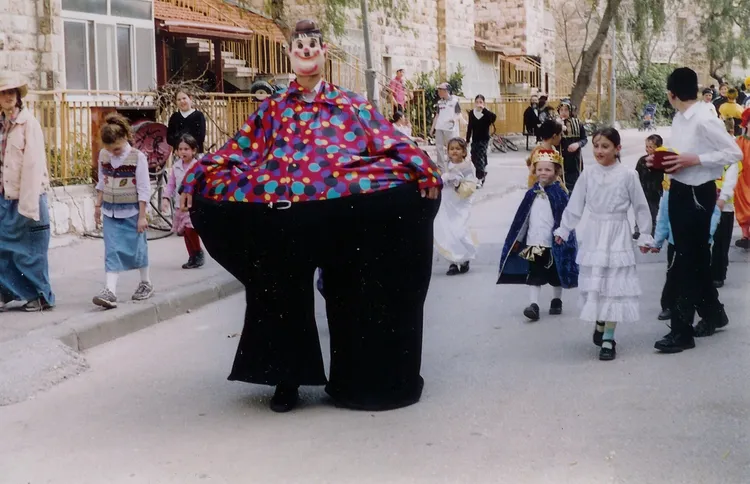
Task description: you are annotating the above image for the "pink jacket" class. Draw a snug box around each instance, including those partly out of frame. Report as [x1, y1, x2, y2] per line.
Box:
[164, 157, 198, 200]
[2, 108, 51, 221]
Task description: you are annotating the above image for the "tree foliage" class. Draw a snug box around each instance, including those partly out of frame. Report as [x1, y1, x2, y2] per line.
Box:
[697, 0, 750, 83]
[559, 0, 668, 115]
[409, 65, 465, 124]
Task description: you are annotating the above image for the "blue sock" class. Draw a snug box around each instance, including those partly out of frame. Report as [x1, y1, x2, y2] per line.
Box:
[602, 321, 617, 349]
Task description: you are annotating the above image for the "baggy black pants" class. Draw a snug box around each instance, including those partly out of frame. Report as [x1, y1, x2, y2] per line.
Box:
[668, 180, 724, 334]
[190, 185, 440, 410]
[660, 244, 676, 311]
[711, 211, 734, 282]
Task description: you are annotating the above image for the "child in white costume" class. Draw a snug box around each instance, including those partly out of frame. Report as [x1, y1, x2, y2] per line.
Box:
[433, 137, 479, 275]
[554, 128, 654, 361]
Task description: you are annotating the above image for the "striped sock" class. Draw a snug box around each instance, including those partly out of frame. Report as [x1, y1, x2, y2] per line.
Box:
[602, 321, 617, 349]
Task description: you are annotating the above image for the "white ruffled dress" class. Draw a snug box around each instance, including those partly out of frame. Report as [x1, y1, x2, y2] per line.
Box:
[554, 162, 654, 322]
[433, 159, 479, 264]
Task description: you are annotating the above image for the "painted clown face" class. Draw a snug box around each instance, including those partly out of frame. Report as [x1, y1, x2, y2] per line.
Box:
[288, 35, 326, 77]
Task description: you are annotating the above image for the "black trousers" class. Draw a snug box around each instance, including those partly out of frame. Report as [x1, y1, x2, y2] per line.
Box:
[660, 244, 676, 311]
[191, 185, 440, 410]
[668, 180, 723, 334]
[470, 139, 489, 180]
[711, 211, 734, 282]
[563, 152, 582, 192]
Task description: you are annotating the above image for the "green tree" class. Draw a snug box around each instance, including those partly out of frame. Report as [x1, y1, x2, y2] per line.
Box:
[563, 0, 668, 113]
[697, 0, 750, 84]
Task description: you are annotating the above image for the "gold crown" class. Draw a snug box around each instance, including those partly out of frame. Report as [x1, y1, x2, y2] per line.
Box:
[531, 149, 564, 166]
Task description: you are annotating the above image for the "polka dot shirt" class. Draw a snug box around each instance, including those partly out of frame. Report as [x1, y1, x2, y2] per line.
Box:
[181, 81, 442, 203]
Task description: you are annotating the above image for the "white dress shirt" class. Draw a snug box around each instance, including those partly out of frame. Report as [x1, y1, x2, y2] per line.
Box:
[96, 144, 151, 219]
[669, 101, 742, 186]
[526, 193, 555, 247]
[719, 162, 739, 212]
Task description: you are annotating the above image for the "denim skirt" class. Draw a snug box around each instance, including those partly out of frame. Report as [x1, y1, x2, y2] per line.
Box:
[103, 215, 149, 272]
[0, 194, 55, 304]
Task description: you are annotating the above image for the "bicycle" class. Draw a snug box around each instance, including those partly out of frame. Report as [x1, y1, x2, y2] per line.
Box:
[490, 133, 519, 153]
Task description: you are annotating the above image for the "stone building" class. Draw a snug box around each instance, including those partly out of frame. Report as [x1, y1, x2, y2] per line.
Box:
[0, 0, 65, 90]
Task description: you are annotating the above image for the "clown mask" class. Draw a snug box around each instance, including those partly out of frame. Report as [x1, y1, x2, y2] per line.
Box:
[288, 34, 327, 78]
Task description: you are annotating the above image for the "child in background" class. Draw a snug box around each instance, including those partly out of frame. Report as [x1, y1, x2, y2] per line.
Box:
[433, 137, 478, 275]
[652, 176, 721, 321]
[526, 120, 563, 189]
[163, 134, 204, 269]
[498, 149, 578, 321]
[633, 134, 664, 238]
[718, 88, 744, 136]
[93, 114, 153, 309]
[554, 128, 653, 361]
[711, 163, 739, 287]
[466, 94, 497, 186]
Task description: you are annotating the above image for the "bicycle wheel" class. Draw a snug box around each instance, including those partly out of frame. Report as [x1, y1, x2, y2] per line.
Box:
[492, 137, 507, 153]
[504, 138, 519, 151]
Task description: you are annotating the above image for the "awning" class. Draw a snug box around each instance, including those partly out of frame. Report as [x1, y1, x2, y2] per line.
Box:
[474, 38, 506, 54]
[157, 19, 254, 40]
[154, 0, 285, 42]
[499, 54, 537, 72]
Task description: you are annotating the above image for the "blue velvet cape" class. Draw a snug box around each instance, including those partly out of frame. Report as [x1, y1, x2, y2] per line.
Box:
[496, 182, 579, 288]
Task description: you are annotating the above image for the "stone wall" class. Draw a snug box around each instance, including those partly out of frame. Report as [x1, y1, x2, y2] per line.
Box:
[0, 0, 64, 90]
[475, 0, 527, 55]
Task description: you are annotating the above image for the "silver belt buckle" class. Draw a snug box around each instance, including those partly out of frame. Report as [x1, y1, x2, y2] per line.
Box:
[269, 200, 292, 210]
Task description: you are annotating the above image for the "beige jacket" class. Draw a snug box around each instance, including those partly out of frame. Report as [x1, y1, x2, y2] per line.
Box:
[1, 108, 50, 221]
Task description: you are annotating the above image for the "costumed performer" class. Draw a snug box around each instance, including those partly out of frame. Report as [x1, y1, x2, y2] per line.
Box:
[179, 20, 442, 413]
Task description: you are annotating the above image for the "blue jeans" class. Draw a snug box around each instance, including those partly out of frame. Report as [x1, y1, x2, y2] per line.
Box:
[0, 195, 55, 304]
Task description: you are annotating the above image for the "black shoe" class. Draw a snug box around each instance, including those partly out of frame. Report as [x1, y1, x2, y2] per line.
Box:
[713, 280, 724, 288]
[459, 261, 470, 274]
[194, 250, 205, 268]
[182, 256, 196, 269]
[446, 264, 460, 276]
[654, 332, 695, 353]
[549, 298, 563, 315]
[523, 303, 540, 321]
[599, 340, 616, 361]
[270, 384, 299, 413]
[592, 321, 605, 346]
[657, 308, 672, 321]
[632, 232, 640, 240]
[716, 305, 729, 329]
[735, 238, 750, 249]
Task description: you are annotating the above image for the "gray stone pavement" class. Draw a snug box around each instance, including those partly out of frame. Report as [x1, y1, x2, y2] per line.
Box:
[1, 128, 749, 482]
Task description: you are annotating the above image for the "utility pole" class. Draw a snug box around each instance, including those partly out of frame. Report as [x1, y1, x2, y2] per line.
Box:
[360, 0, 378, 109]
[609, 26, 617, 126]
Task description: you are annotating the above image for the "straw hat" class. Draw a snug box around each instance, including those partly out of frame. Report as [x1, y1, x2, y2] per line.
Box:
[0, 73, 29, 99]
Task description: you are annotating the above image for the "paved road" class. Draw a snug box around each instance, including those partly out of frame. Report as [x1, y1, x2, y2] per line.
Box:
[2, 128, 749, 483]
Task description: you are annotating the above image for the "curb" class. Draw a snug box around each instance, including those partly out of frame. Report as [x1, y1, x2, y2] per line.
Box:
[42, 275, 243, 352]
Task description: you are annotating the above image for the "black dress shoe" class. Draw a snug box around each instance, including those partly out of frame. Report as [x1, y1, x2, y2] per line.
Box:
[713, 280, 724, 288]
[549, 298, 563, 315]
[599, 340, 616, 361]
[592, 322, 605, 347]
[693, 319, 716, 337]
[459, 261, 470, 274]
[736, 238, 750, 249]
[654, 333, 695, 353]
[446, 264, 460, 276]
[270, 384, 299, 413]
[657, 308, 672, 321]
[523, 303, 540, 321]
[181, 256, 196, 269]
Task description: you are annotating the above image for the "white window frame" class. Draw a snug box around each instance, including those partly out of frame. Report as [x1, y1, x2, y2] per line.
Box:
[62, 18, 97, 91]
[62, 5, 154, 101]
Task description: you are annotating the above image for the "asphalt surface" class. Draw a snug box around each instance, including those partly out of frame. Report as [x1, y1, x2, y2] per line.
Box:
[1, 128, 748, 484]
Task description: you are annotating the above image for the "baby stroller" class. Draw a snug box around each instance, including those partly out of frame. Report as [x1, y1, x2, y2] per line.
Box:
[639, 104, 658, 131]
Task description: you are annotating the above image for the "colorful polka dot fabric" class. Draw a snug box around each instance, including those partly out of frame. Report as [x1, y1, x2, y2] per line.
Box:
[180, 81, 442, 203]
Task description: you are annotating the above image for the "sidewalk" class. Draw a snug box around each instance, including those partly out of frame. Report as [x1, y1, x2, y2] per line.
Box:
[0, 233, 240, 345]
[0, 233, 242, 405]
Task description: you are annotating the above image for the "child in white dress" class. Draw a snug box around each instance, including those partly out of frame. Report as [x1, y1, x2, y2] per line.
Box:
[433, 137, 479, 275]
[554, 128, 654, 361]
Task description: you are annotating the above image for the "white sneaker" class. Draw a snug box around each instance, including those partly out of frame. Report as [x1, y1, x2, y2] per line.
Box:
[132, 282, 154, 301]
[93, 288, 118, 309]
